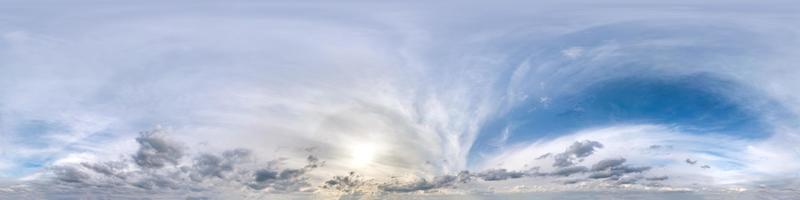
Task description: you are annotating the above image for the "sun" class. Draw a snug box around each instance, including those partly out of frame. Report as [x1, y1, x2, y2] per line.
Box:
[349, 143, 377, 168]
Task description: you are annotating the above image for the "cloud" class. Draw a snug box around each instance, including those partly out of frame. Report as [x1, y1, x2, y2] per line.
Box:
[591, 158, 626, 171]
[189, 149, 251, 181]
[40, 132, 673, 197]
[561, 47, 584, 59]
[132, 175, 181, 190]
[550, 166, 589, 177]
[247, 156, 321, 192]
[376, 170, 481, 193]
[132, 129, 185, 169]
[586, 164, 653, 181]
[41, 129, 323, 194]
[475, 169, 526, 181]
[614, 165, 651, 174]
[322, 168, 539, 194]
[80, 161, 128, 179]
[322, 171, 375, 194]
[536, 153, 552, 160]
[588, 171, 615, 179]
[379, 176, 457, 193]
[648, 145, 672, 150]
[553, 141, 604, 168]
[645, 176, 669, 181]
[51, 166, 90, 183]
[247, 169, 310, 191]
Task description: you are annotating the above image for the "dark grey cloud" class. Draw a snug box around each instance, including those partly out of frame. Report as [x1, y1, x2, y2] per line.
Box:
[247, 154, 322, 191]
[536, 141, 658, 183]
[584, 157, 653, 182]
[563, 179, 585, 184]
[544, 141, 604, 177]
[247, 169, 311, 191]
[536, 153, 552, 160]
[553, 140, 603, 168]
[591, 158, 626, 171]
[612, 165, 651, 174]
[133, 175, 181, 190]
[520, 140, 670, 188]
[324, 165, 551, 194]
[475, 169, 526, 181]
[52, 166, 90, 183]
[323, 170, 491, 194]
[454, 170, 473, 183]
[379, 175, 458, 193]
[378, 171, 475, 193]
[48, 129, 322, 194]
[81, 161, 128, 179]
[46, 132, 665, 195]
[588, 171, 615, 179]
[380, 179, 438, 193]
[132, 130, 185, 169]
[550, 166, 589, 177]
[648, 145, 673, 150]
[322, 171, 372, 194]
[686, 158, 711, 169]
[563, 174, 667, 186]
[645, 176, 669, 181]
[190, 149, 251, 181]
[615, 176, 641, 185]
[191, 154, 228, 180]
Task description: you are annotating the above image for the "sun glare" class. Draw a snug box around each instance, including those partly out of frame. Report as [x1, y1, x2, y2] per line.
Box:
[350, 143, 377, 168]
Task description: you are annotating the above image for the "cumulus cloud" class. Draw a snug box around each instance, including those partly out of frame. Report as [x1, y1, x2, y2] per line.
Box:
[536, 153, 552, 160]
[322, 168, 544, 194]
[247, 155, 321, 192]
[591, 158, 626, 171]
[645, 176, 669, 181]
[322, 171, 375, 194]
[51, 166, 90, 183]
[39, 135, 669, 197]
[613, 165, 651, 174]
[553, 141, 604, 168]
[475, 169, 526, 181]
[586, 157, 652, 181]
[379, 176, 458, 193]
[80, 161, 128, 179]
[189, 149, 252, 182]
[550, 166, 589, 177]
[42, 129, 323, 194]
[132, 130, 184, 169]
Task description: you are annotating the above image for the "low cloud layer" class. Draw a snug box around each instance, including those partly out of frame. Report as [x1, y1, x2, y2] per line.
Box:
[40, 129, 323, 195]
[318, 140, 666, 195]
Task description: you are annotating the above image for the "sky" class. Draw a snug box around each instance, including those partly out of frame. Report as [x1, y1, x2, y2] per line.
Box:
[1, 0, 800, 199]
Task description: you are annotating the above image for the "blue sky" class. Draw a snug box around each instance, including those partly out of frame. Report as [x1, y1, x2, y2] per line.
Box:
[1, 0, 800, 199]
[471, 74, 775, 162]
